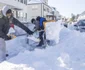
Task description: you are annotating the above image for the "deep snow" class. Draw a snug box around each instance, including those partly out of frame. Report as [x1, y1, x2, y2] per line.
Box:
[0, 21, 85, 70]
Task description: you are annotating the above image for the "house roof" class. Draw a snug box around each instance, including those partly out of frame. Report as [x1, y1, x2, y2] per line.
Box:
[51, 8, 55, 11]
[80, 11, 85, 16]
[47, 13, 53, 16]
[28, 0, 44, 4]
[27, 0, 52, 11]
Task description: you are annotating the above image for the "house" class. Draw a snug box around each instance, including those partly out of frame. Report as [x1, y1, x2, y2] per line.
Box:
[0, 0, 58, 22]
[78, 11, 85, 21]
[49, 7, 61, 20]
[27, 0, 53, 21]
[0, 0, 28, 22]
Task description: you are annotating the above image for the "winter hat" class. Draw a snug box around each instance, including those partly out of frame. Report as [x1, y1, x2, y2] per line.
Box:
[36, 16, 41, 21]
[6, 9, 12, 14]
[2, 5, 11, 16]
[31, 18, 35, 23]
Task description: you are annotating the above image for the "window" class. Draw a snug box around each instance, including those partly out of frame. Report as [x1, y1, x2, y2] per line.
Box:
[20, 12, 23, 17]
[32, 5, 38, 10]
[16, 11, 20, 18]
[24, 0, 27, 5]
[12, 11, 14, 14]
[25, 13, 27, 19]
[80, 20, 85, 25]
[23, 13, 24, 18]
[20, 0, 23, 3]
[44, 8, 46, 11]
[18, 12, 20, 17]
[47, 8, 49, 12]
[24, 0, 25, 4]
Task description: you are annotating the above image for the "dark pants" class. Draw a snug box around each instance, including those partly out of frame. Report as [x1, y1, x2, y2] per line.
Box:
[38, 31, 46, 46]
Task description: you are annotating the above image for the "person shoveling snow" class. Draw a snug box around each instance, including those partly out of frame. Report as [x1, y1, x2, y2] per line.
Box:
[28, 17, 47, 47]
[28, 18, 62, 48]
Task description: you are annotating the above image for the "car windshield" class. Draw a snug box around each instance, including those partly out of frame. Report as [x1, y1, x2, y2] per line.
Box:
[77, 20, 85, 25]
[82, 20, 85, 24]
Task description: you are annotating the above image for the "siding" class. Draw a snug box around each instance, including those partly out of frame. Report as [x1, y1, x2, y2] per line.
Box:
[27, 4, 42, 21]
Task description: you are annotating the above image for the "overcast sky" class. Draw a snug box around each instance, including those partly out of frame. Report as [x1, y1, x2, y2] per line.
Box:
[48, 0, 85, 17]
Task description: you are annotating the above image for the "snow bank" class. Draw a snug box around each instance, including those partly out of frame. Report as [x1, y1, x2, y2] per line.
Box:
[46, 20, 63, 43]
[0, 62, 34, 70]
[6, 36, 28, 58]
[1, 20, 85, 70]
[6, 48, 61, 70]
[56, 27, 85, 70]
[5, 27, 85, 70]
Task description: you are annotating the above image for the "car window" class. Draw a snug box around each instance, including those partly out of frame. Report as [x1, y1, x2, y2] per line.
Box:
[82, 20, 85, 24]
[77, 21, 81, 25]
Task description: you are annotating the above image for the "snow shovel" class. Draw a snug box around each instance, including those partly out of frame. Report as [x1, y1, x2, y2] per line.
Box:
[27, 35, 40, 42]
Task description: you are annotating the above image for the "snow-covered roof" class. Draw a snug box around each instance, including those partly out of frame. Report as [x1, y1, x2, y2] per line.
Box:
[47, 13, 53, 16]
[28, 0, 44, 4]
[51, 7, 56, 12]
[80, 11, 85, 16]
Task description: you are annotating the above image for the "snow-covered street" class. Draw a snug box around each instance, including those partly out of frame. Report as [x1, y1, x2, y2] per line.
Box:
[0, 21, 85, 70]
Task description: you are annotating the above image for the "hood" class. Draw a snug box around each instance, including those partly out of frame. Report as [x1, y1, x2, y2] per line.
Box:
[2, 5, 11, 16]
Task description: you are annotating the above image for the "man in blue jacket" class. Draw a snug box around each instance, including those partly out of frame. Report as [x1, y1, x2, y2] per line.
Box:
[36, 16, 46, 47]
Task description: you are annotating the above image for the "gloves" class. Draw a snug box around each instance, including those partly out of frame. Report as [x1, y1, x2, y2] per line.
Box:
[29, 31, 34, 35]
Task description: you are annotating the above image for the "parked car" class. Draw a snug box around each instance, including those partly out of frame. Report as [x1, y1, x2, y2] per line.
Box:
[74, 19, 85, 32]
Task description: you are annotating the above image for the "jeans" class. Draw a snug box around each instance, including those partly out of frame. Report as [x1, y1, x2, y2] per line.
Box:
[38, 31, 46, 46]
[0, 38, 6, 62]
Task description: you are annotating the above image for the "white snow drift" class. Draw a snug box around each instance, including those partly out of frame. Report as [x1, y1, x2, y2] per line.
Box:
[0, 20, 85, 70]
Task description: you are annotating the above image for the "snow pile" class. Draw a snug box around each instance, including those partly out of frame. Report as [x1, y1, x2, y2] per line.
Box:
[0, 62, 34, 70]
[58, 28, 85, 70]
[46, 20, 63, 43]
[6, 48, 62, 70]
[6, 36, 28, 58]
[5, 27, 85, 70]
[0, 21, 85, 70]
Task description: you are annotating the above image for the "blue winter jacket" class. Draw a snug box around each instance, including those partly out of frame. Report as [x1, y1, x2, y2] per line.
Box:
[39, 17, 46, 29]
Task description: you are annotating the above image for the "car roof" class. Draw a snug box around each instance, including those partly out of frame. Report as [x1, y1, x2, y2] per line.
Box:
[79, 19, 85, 22]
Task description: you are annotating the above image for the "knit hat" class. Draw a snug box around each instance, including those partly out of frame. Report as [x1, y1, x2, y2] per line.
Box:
[6, 9, 12, 14]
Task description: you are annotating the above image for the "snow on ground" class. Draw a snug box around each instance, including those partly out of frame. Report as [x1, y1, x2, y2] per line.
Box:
[0, 20, 85, 70]
[0, 61, 34, 70]
[6, 35, 28, 58]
